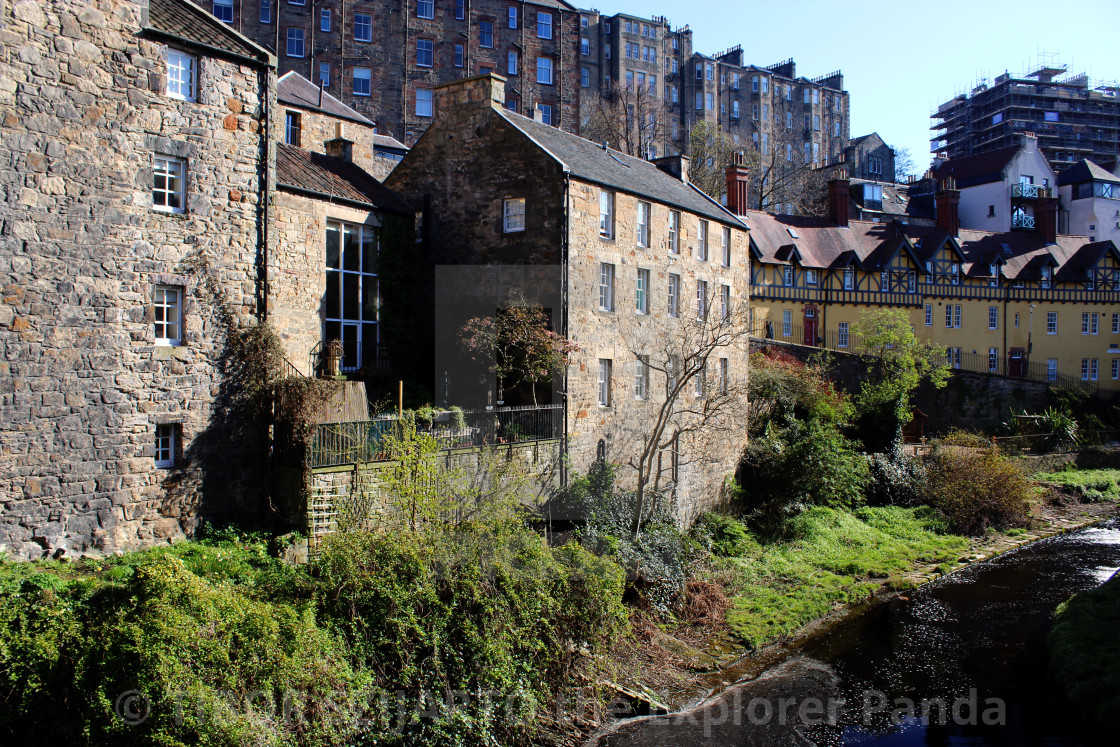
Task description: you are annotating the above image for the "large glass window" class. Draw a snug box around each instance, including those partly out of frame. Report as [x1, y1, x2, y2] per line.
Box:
[165, 49, 196, 102]
[286, 28, 305, 58]
[325, 221, 379, 373]
[213, 0, 233, 23]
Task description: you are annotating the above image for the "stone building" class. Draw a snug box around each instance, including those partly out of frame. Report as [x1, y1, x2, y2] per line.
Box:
[276, 70, 408, 180]
[843, 132, 894, 182]
[0, 0, 276, 559]
[386, 74, 751, 520]
[0, 0, 413, 559]
[229, 0, 582, 146]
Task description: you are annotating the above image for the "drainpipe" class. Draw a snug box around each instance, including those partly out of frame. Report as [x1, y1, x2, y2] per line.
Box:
[561, 171, 571, 488]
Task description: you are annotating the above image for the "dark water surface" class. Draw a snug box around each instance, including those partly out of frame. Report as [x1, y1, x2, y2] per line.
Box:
[596, 520, 1120, 746]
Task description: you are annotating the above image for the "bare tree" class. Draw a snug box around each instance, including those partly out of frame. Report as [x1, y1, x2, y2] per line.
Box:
[686, 120, 745, 200]
[891, 145, 917, 183]
[749, 127, 829, 216]
[611, 280, 751, 538]
[581, 79, 669, 159]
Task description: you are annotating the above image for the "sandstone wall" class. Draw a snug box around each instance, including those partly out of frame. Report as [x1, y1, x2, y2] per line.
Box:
[0, 0, 273, 559]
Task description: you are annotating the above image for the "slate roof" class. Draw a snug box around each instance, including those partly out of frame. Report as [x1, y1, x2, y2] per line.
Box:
[1056, 158, 1120, 186]
[749, 210, 1117, 283]
[278, 72, 375, 126]
[931, 145, 1019, 189]
[848, 179, 936, 223]
[275, 143, 412, 213]
[495, 109, 745, 227]
[146, 0, 272, 64]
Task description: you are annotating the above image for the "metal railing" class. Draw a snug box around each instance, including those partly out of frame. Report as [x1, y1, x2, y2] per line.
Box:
[308, 339, 391, 378]
[1011, 213, 1036, 230]
[1011, 183, 1045, 199]
[750, 320, 1119, 401]
[306, 404, 564, 468]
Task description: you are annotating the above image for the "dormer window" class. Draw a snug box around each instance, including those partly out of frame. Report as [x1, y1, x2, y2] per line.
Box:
[1041, 266, 1052, 289]
[805, 269, 818, 286]
[843, 268, 854, 290]
[783, 266, 792, 286]
[165, 49, 197, 102]
[950, 262, 960, 285]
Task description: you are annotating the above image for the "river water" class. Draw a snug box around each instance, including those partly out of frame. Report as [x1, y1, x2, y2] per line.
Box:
[595, 519, 1120, 746]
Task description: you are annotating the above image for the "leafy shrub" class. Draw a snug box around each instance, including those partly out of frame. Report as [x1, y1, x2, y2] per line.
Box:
[924, 433, 1034, 535]
[1038, 407, 1079, 452]
[739, 419, 870, 536]
[574, 462, 691, 612]
[690, 513, 754, 557]
[864, 443, 928, 507]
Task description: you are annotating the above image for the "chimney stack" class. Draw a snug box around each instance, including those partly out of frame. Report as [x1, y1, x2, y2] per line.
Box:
[1035, 193, 1058, 244]
[828, 173, 850, 227]
[434, 73, 507, 118]
[724, 152, 750, 215]
[936, 177, 960, 237]
[652, 154, 690, 184]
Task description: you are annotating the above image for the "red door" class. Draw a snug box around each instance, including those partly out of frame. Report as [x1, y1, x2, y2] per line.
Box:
[1008, 348, 1025, 377]
[803, 308, 818, 346]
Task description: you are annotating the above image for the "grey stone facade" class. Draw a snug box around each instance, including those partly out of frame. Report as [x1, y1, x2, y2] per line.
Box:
[0, 0, 279, 559]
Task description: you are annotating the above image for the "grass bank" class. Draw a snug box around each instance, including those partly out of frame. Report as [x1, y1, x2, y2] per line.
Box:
[1048, 570, 1120, 736]
[1035, 467, 1120, 503]
[714, 506, 967, 647]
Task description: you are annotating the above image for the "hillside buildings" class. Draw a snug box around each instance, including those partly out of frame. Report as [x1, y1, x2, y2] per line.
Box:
[932, 65, 1120, 174]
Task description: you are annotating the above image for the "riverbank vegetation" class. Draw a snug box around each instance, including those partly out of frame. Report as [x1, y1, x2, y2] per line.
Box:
[1049, 570, 1120, 736]
[1035, 467, 1120, 503]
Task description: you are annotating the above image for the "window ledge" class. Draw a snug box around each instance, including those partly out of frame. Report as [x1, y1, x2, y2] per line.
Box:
[154, 345, 189, 361]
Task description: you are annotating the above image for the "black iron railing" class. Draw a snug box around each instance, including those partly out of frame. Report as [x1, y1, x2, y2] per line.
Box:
[306, 404, 564, 468]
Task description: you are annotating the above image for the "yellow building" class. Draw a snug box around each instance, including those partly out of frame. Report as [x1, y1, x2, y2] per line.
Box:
[746, 180, 1120, 394]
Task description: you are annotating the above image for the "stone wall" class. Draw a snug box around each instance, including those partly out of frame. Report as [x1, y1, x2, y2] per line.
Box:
[270, 192, 382, 376]
[305, 438, 563, 552]
[274, 98, 381, 175]
[564, 179, 752, 523]
[0, 0, 274, 559]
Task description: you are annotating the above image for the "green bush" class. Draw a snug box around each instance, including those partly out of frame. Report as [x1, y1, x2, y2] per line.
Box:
[924, 433, 1034, 535]
[690, 513, 754, 558]
[864, 443, 928, 507]
[1049, 572, 1120, 736]
[739, 419, 870, 536]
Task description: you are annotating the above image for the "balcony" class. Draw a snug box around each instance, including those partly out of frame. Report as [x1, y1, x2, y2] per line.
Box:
[309, 339, 391, 378]
[1011, 183, 1044, 199]
[1011, 213, 1036, 230]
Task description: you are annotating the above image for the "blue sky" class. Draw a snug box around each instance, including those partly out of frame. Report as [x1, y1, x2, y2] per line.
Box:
[602, 0, 1119, 173]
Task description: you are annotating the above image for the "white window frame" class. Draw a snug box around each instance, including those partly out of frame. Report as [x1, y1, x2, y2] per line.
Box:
[1047, 358, 1058, 382]
[696, 279, 708, 320]
[924, 304, 932, 326]
[538, 104, 552, 126]
[783, 266, 792, 286]
[636, 269, 650, 314]
[213, 0, 233, 23]
[503, 197, 525, 233]
[599, 262, 615, 311]
[509, 6, 518, 29]
[1113, 358, 1119, 380]
[319, 62, 330, 88]
[260, 0, 271, 24]
[164, 49, 196, 102]
[634, 355, 650, 400]
[636, 201, 651, 247]
[598, 359, 612, 406]
[988, 306, 998, 330]
[153, 285, 183, 345]
[721, 227, 731, 267]
[537, 11, 553, 39]
[417, 38, 434, 67]
[320, 7, 331, 32]
[1047, 311, 1058, 334]
[837, 322, 849, 348]
[415, 87, 433, 116]
[152, 155, 186, 213]
[989, 347, 999, 373]
[536, 57, 553, 85]
[953, 304, 962, 329]
[782, 309, 792, 337]
[720, 284, 730, 320]
[154, 423, 177, 469]
[1082, 312, 1091, 335]
[843, 268, 854, 290]
[599, 190, 614, 239]
[697, 220, 709, 261]
[507, 50, 518, 75]
[284, 110, 301, 146]
[286, 27, 305, 58]
[417, 0, 434, 19]
[668, 273, 680, 318]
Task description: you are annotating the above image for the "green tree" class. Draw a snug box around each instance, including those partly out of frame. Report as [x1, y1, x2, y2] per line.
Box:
[460, 293, 579, 406]
[851, 308, 950, 451]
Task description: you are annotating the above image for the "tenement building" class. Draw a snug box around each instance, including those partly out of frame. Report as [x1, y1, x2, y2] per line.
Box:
[386, 74, 751, 521]
[932, 65, 1120, 173]
[748, 176, 1120, 393]
[231, 0, 582, 145]
[0, 0, 412, 559]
